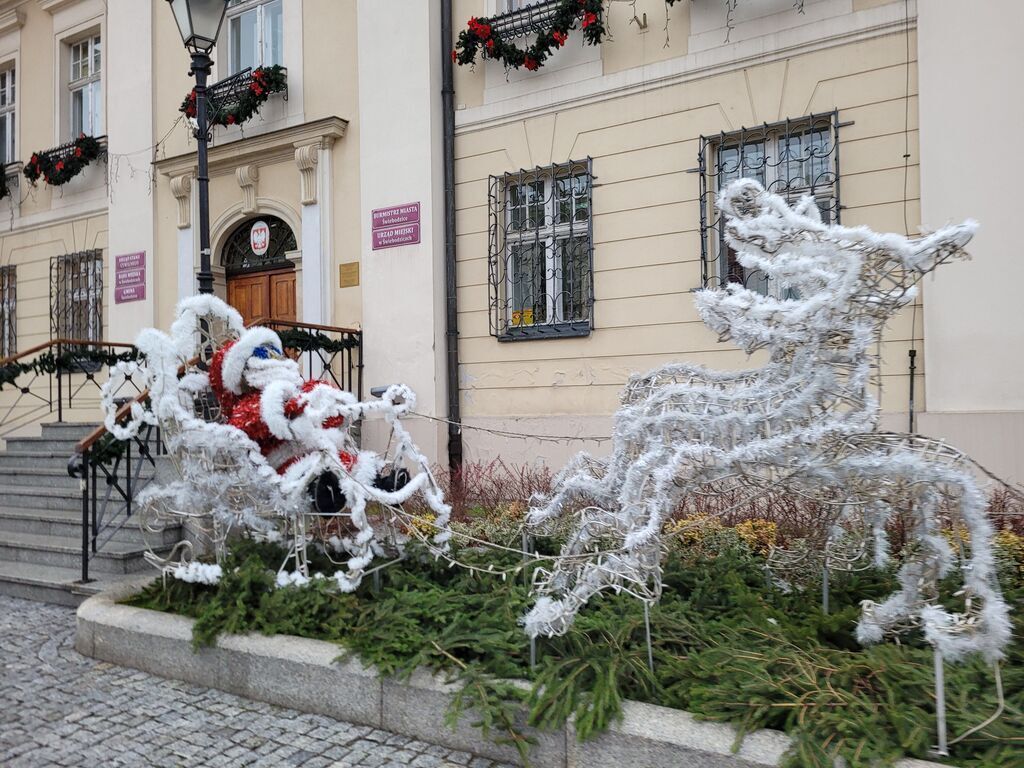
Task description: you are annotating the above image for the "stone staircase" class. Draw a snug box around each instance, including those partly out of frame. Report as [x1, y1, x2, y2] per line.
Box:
[0, 422, 177, 606]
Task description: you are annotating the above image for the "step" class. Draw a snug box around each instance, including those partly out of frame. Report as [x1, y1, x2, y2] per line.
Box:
[39, 422, 101, 439]
[0, 450, 83, 471]
[5, 436, 92, 454]
[0, 465, 155, 490]
[0, 530, 160, 575]
[0, 506, 181, 547]
[0, 561, 148, 607]
[0, 481, 165, 512]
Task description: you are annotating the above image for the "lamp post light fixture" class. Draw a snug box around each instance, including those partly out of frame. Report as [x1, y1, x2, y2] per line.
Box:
[166, 0, 230, 295]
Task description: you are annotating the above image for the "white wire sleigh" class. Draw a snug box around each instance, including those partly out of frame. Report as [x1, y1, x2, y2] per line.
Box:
[101, 295, 452, 591]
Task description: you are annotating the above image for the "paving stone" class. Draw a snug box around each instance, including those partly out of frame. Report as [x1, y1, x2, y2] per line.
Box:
[0, 594, 515, 768]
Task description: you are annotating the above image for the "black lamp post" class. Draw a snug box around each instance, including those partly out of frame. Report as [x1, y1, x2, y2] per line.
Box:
[166, 0, 229, 295]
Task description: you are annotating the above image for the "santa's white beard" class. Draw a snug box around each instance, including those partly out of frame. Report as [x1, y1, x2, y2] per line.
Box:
[243, 357, 304, 392]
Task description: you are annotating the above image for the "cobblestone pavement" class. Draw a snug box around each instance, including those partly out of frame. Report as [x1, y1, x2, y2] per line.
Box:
[0, 595, 515, 768]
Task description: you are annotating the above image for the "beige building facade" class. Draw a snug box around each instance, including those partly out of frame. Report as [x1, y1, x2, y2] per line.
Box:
[0, 0, 1020, 484]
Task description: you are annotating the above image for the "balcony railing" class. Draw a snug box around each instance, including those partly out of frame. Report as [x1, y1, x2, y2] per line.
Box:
[37, 136, 108, 166]
[490, 1, 562, 39]
[208, 66, 288, 117]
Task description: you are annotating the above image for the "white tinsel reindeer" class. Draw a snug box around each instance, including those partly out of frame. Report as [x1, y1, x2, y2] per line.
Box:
[101, 295, 451, 592]
[524, 180, 1011, 668]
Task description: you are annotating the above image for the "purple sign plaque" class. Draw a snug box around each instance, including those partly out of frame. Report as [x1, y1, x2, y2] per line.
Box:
[372, 202, 421, 250]
[372, 223, 421, 249]
[114, 251, 146, 304]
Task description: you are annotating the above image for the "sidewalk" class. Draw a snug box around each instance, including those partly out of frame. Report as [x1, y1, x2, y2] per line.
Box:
[0, 595, 513, 768]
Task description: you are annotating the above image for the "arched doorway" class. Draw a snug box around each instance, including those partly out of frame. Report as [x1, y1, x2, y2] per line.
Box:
[223, 216, 297, 326]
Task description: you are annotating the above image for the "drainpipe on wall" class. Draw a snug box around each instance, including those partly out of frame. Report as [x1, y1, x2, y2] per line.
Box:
[441, 0, 464, 479]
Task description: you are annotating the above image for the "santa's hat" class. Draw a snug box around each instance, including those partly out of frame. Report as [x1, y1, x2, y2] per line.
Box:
[215, 327, 284, 396]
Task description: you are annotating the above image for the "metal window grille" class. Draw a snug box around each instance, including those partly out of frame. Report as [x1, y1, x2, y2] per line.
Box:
[50, 250, 103, 351]
[488, 158, 594, 340]
[222, 216, 297, 275]
[491, 0, 563, 39]
[697, 111, 842, 295]
[0, 265, 14, 358]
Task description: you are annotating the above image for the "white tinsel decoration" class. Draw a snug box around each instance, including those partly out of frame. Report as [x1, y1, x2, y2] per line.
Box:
[101, 295, 453, 593]
[524, 179, 1011, 665]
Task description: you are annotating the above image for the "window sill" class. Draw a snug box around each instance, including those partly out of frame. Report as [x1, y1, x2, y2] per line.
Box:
[497, 321, 591, 342]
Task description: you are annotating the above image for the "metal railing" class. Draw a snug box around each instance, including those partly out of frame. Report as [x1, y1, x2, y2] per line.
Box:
[0, 338, 139, 438]
[73, 419, 164, 583]
[490, 1, 562, 39]
[70, 317, 362, 583]
[253, 318, 363, 399]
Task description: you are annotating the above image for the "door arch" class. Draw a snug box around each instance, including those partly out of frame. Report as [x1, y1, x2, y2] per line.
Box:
[223, 216, 298, 326]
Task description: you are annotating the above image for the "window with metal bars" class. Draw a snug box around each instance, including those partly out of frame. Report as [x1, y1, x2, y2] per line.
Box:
[697, 111, 841, 296]
[50, 251, 103, 350]
[0, 265, 14, 358]
[488, 159, 594, 340]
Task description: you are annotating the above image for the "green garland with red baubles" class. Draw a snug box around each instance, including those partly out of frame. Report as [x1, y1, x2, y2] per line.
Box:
[23, 134, 104, 187]
[453, 0, 608, 72]
[453, 0, 739, 73]
[180, 65, 287, 128]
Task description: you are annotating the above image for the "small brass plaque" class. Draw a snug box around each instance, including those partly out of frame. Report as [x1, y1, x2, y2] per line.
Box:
[339, 261, 360, 288]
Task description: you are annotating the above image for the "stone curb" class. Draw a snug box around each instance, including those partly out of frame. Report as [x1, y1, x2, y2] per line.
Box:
[75, 585, 952, 768]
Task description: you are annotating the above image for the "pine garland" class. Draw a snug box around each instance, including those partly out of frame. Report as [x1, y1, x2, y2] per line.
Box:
[180, 65, 288, 128]
[276, 327, 359, 356]
[23, 135, 104, 187]
[0, 347, 139, 391]
[452, 0, 606, 72]
[452, 0, 690, 72]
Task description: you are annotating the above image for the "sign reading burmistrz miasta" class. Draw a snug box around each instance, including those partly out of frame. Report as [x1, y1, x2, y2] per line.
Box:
[372, 202, 421, 250]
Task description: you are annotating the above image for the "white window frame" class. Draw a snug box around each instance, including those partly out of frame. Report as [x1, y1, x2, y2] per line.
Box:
[68, 34, 102, 138]
[227, 0, 283, 75]
[0, 67, 14, 167]
[502, 165, 591, 331]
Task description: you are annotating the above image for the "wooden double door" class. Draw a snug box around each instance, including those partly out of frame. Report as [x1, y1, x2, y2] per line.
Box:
[227, 269, 296, 327]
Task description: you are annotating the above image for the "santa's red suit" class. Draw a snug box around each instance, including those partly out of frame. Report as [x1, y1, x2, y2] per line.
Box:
[208, 331, 355, 476]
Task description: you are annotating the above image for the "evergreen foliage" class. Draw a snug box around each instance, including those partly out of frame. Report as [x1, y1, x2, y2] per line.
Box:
[127, 532, 1024, 768]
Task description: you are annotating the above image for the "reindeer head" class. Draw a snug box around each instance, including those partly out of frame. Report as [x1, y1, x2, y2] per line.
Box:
[696, 180, 976, 354]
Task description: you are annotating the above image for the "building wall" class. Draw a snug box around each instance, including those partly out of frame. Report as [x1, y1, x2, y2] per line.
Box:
[0, 0, 111, 434]
[917, 0, 1024, 483]
[452, 0, 921, 466]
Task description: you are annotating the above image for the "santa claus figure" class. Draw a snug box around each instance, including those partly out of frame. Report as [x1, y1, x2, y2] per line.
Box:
[206, 327, 405, 513]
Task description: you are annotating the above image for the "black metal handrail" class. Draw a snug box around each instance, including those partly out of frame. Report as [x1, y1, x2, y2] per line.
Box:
[73, 422, 164, 584]
[254, 318, 364, 400]
[0, 338, 139, 438]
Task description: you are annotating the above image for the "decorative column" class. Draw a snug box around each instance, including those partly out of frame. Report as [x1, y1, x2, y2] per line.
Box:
[236, 164, 260, 215]
[294, 140, 334, 326]
[171, 173, 196, 301]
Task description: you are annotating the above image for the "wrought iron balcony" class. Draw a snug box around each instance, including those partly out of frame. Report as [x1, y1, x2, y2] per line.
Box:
[37, 135, 108, 165]
[490, 1, 562, 39]
[208, 65, 289, 118]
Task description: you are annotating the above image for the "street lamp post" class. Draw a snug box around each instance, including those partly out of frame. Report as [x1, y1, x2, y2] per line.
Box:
[166, 0, 229, 296]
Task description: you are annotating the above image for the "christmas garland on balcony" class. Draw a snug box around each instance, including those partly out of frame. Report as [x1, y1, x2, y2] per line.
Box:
[452, 0, 608, 72]
[180, 65, 288, 128]
[23, 134, 104, 187]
